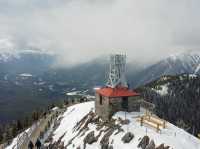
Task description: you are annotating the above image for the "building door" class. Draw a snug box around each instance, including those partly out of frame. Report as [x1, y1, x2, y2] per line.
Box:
[122, 97, 128, 111]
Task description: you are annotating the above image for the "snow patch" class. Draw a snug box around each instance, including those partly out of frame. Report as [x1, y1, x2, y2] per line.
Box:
[19, 73, 33, 77]
[66, 91, 81, 96]
[194, 64, 200, 74]
[189, 74, 197, 78]
[52, 107, 59, 111]
[153, 84, 168, 96]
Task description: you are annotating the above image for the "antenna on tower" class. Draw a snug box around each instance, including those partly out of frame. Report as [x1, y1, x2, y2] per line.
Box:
[106, 54, 128, 88]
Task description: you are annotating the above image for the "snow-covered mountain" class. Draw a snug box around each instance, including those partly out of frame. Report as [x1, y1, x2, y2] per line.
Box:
[0, 45, 55, 75]
[0, 48, 54, 63]
[0, 38, 54, 62]
[168, 51, 200, 74]
[134, 51, 200, 86]
[6, 101, 200, 149]
[1, 38, 199, 88]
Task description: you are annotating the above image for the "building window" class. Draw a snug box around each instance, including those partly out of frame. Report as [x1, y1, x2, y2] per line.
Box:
[100, 95, 103, 105]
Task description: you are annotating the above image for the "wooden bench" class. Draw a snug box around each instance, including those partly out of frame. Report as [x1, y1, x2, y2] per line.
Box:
[143, 115, 166, 128]
[137, 115, 167, 133]
[198, 133, 200, 139]
[143, 119, 161, 132]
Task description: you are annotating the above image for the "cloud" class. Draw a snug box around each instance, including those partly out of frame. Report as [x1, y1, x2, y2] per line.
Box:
[0, 0, 200, 65]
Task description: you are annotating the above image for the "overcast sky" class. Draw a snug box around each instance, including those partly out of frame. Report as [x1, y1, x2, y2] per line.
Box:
[0, 0, 200, 65]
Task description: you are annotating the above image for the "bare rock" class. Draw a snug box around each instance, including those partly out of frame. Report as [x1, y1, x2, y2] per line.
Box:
[145, 140, 155, 149]
[156, 143, 170, 149]
[84, 131, 96, 144]
[156, 144, 165, 149]
[138, 136, 150, 149]
[100, 128, 115, 149]
[121, 132, 134, 143]
[101, 144, 113, 149]
[108, 145, 114, 149]
[100, 128, 115, 145]
[118, 117, 130, 125]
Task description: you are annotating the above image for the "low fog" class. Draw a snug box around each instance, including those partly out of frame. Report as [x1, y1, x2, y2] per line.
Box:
[0, 0, 200, 65]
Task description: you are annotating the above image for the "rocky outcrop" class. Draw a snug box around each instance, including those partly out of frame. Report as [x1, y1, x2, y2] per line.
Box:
[100, 128, 115, 147]
[146, 140, 155, 149]
[118, 117, 130, 125]
[84, 131, 97, 144]
[156, 143, 170, 149]
[121, 132, 134, 143]
[138, 136, 150, 149]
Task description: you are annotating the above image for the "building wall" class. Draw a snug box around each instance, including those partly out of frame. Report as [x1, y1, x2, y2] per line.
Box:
[109, 97, 123, 116]
[95, 93, 111, 121]
[109, 96, 141, 112]
[95, 93, 142, 121]
[127, 96, 141, 112]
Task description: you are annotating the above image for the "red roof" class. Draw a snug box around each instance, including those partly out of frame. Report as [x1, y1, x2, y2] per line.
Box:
[96, 87, 139, 98]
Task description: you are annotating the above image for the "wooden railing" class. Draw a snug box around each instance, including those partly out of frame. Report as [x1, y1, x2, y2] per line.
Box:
[16, 122, 39, 149]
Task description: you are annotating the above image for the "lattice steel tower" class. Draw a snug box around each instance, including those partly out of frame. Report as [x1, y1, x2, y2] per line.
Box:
[106, 54, 128, 88]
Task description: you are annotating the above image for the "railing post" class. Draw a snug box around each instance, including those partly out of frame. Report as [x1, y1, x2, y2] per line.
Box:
[141, 117, 143, 126]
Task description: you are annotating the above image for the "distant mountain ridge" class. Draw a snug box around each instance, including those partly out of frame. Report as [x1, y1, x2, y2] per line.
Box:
[0, 49, 55, 75]
[1, 49, 199, 88]
[133, 50, 200, 86]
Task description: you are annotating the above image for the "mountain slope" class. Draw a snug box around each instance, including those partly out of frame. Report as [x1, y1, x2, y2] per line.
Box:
[134, 51, 200, 86]
[46, 102, 200, 149]
[50, 51, 200, 88]
[136, 74, 200, 136]
[0, 50, 55, 75]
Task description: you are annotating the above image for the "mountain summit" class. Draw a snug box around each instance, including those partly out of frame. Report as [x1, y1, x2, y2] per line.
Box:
[134, 50, 200, 86]
[47, 102, 200, 149]
[6, 101, 200, 149]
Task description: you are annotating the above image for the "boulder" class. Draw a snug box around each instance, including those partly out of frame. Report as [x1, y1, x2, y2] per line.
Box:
[156, 144, 165, 149]
[138, 136, 150, 149]
[100, 128, 115, 145]
[108, 145, 114, 149]
[121, 132, 134, 143]
[101, 144, 113, 149]
[145, 140, 155, 149]
[156, 143, 170, 149]
[84, 131, 96, 144]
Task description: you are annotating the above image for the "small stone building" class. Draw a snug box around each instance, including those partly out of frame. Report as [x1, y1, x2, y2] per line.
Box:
[94, 54, 154, 121]
[95, 86, 141, 121]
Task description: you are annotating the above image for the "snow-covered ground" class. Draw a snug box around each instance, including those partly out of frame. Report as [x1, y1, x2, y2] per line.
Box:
[66, 90, 95, 100]
[153, 84, 168, 96]
[5, 120, 43, 149]
[53, 101, 200, 149]
[19, 73, 33, 77]
[195, 64, 200, 74]
[5, 129, 27, 149]
[66, 91, 82, 96]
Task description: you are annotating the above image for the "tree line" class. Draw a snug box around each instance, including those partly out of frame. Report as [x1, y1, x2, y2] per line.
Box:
[137, 74, 200, 136]
[0, 103, 59, 144]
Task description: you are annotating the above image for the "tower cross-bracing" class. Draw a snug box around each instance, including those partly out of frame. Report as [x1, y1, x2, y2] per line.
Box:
[106, 54, 128, 88]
